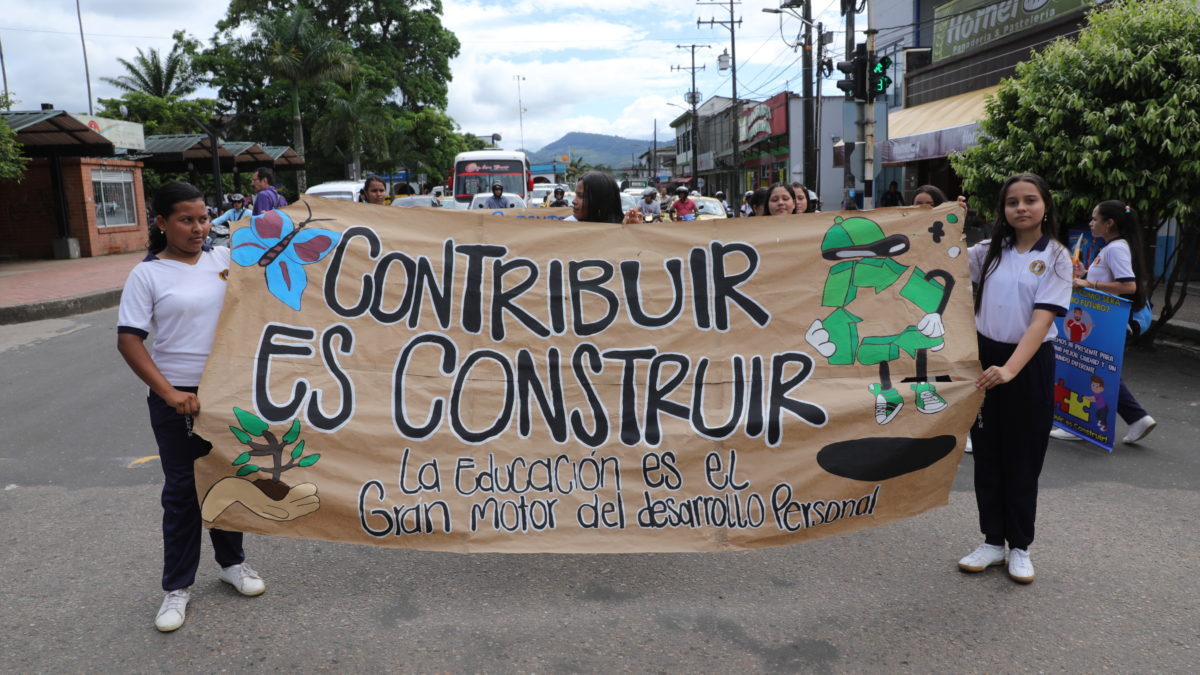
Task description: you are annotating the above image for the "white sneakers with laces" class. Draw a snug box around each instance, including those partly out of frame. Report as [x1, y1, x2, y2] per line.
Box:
[1049, 427, 1079, 441]
[957, 543, 1005, 572]
[219, 563, 266, 596]
[155, 589, 190, 632]
[154, 564, 266, 632]
[1007, 548, 1035, 583]
[1123, 415, 1157, 444]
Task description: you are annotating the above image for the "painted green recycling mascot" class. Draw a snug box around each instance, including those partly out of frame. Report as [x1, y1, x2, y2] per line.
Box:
[805, 215, 955, 424]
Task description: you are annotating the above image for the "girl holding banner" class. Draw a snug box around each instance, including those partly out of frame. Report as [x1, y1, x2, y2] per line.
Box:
[117, 182, 268, 632]
[1049, 200, 1157, 444]
[958, 174, 1072, 585]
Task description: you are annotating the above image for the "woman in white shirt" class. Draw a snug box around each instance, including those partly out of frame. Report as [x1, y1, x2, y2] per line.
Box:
[117, 182, 267, 632]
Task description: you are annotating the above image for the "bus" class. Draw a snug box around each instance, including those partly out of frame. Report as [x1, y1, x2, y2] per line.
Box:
[449, 150, 533, 208]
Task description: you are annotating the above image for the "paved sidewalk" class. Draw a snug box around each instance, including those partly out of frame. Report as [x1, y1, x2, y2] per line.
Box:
[2, 251, 1199, 345]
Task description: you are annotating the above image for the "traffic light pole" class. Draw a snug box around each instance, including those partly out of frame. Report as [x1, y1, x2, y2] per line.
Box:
[863, 27, 877, 209]
[842, 7, 856, 210]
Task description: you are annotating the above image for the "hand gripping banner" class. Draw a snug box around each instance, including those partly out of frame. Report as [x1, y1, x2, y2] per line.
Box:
[195, 200, 982, 553]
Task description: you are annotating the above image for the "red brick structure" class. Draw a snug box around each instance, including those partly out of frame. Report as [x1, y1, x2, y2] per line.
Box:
[0, 157, 147, 260]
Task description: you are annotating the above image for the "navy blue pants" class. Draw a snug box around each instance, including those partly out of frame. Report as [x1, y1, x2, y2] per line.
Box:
[148, 387, 244, 591]
[970, 335, 1055, 551]
[1117, 381, 1149, 425]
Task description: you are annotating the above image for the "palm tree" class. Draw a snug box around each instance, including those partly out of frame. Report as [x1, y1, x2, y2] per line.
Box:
[565, 155, 591, 183]
[100, 43, 198, 98]
[312, 77, 389, 179]
[259, 7, 357, 191]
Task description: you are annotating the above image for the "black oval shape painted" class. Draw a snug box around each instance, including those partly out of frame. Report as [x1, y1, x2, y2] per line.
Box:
[817, 435, 958, 482]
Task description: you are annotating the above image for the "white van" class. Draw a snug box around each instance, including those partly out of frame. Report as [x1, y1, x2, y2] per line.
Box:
[304, 181, 362, 201]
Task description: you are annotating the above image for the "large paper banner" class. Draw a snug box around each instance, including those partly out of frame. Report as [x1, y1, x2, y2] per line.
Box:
[195, 201, 982, 553]
[1050, 288, 1131, 451]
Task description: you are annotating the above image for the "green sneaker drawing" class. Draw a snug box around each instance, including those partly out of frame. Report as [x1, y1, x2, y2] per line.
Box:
[911, 382, 947, 414]
[868, 383, 903, 424]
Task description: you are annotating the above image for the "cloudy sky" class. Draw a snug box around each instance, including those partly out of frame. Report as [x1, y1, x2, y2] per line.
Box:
[2, 0, 854, 153]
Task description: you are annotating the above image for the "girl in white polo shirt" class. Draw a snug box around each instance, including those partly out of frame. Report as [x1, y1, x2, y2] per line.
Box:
[117, 182, 267, 632]
[1050, 200, 1157, 444]
[957, 173, 1073, 584]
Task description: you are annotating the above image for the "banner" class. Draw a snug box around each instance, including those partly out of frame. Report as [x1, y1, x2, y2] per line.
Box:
[195, 200, 982, 553]
[932, 0, 1094, 61]
[1050, 287, 1131, 450]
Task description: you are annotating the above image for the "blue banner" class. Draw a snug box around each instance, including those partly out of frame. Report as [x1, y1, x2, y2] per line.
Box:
[1050, 288, 1131, 451]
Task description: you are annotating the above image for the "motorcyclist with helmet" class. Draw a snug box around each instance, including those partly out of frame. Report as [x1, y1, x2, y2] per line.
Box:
[548, 186, 570, 208]
[638, 186, 663, 222]
[669, 185, 698, 221]
[483, 181, 512, 208]
[715, 190, 731, 217]
[207, 194, 250, 247]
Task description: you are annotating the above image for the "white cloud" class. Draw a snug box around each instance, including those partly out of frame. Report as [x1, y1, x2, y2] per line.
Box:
[3, 0, 856, 159]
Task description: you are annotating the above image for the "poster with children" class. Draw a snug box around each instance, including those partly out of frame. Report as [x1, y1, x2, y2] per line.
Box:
[1050, 287, 1131, 450]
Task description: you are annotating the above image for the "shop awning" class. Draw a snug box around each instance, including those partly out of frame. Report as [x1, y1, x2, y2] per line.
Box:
[262, 145, 305, 169]
[1, 110, 116, 157]
[880, 86, 1000, 166]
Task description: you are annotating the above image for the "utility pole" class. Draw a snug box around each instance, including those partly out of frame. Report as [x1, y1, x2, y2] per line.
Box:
[842, 2, 856, 210]
[0, 34, 10, 108]
[699, 1, 742, 215]
[514, 75, 527, 152]
[863, 21, 877, 209]
[800, 0, 816, 189]
[672, 44, 709, 186]
[75, 0, 93, 114]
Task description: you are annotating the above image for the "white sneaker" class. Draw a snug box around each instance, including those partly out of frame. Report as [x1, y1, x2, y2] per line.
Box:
[1049, 427, 1079, 441]
[1123, 415, 1157, 444]
[1007, 548, 1035, 583]
[964, 437, 973, 454]
[219, 563, 266, 596]
[958, 543, 1005, 572]
[155, 589, 190, 632]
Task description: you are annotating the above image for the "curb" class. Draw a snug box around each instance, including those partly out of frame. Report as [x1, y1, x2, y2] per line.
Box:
[1160, 319, 1200, 344]
[0, 289, 123, 326]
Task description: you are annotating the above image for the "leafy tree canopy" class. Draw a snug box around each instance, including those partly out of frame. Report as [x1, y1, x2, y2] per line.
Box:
[217, 0, 459, 110]
[951, 0, 1200, 230]
[0, 93, 30, 182]
[99, 33, 202, 98]
[96, 92, 221, 136]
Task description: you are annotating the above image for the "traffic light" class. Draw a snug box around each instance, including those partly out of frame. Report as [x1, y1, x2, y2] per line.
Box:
[868, 55, 893, 103]
[835, 43, 868, 101]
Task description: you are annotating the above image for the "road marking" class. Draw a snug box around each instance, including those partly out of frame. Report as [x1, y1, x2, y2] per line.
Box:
[127, 455, 160, 468]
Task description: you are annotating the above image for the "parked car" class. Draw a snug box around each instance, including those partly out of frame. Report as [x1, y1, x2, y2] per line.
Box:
[391, 195, 442, 208]
[304, 181, 362, 201]
[468, 193, 528, 210]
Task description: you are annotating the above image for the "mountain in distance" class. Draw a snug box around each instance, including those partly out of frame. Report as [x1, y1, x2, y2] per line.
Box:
[525, 132, 658, 170]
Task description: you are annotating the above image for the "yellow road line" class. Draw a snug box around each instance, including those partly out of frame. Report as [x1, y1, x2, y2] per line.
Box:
[127, 455, 159, 468]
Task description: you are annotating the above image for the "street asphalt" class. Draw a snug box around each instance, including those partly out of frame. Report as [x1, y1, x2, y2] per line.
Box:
[1, 307, 1196, 673]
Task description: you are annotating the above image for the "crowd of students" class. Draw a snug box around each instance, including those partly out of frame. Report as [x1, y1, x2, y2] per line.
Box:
[118, 170, 1157, 632]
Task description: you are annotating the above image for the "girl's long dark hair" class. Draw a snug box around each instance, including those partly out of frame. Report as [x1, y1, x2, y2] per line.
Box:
[149, 181, 204, 253]
[1096, 199, 1148, 311]
[763, 182, 797, 216]
[973, 173, 1064, 314]
[577, 171, 624, 223]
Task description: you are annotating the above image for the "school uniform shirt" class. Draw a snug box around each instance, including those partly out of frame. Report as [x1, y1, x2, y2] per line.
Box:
[968, 236, 1072, 343]
[117, 247, 232, 387]
[1085, 237, 1136, 284]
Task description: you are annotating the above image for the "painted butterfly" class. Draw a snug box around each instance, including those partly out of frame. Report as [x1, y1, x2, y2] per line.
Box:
[230, 201, 341, 310]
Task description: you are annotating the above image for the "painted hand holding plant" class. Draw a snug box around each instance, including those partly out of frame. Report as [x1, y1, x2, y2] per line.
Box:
[229, 408, 321, 499]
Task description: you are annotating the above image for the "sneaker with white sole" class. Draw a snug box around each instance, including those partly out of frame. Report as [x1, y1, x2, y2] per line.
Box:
[1123, 415, 1157, 444]
[868, 383, 903, 424]
[964, 436, 973, 454]
[155, 589, 190, 632]
[1049, 427, 1079, 441]
[219, 563, 266, 596]
[1007, 547, 1035, 583]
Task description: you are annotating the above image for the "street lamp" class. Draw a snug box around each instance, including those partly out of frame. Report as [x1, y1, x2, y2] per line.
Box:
[514, 75, 527, 151]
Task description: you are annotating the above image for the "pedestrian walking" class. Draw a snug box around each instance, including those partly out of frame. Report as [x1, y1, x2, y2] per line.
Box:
[251, 167, 288, 216]
[568, 171, 641, 224]
[958, 173, 1072, 584]
[116, 182, 267, 632]
[1049, 199, 1158, 444]
[762, 182, 797, 216]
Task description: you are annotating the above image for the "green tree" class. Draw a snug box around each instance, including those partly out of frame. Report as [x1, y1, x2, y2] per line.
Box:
[565, 155, 592, 183]
[0, 93, 29, 182]
[259, 7, 357, 191]
[96, 91, 221, 136]
[951, 0, 1200, 341]
[99, 34, 201, 98]
[312, 77, 389, 179]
